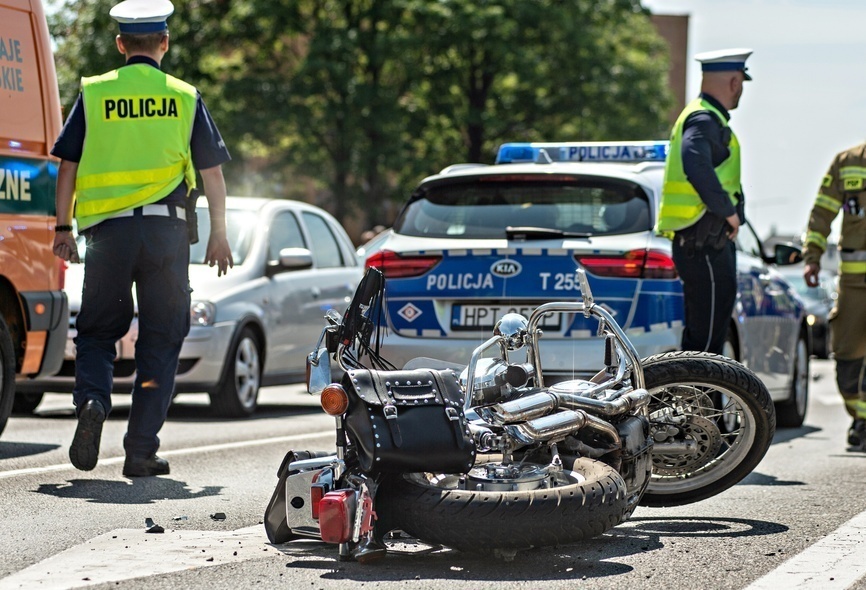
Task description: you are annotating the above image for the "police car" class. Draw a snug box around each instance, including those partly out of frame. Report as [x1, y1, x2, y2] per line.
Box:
[361, 141, 810, 427]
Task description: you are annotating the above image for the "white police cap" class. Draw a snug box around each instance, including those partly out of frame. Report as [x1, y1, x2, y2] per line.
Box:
[695, 48, 753, 81]
[109, 0, 174, 34]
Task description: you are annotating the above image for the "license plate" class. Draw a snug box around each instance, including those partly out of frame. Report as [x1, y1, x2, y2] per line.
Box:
[451, 304, 562, 331]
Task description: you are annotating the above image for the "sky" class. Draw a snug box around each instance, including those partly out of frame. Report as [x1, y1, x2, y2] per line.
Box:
[642, 0, 866, 241]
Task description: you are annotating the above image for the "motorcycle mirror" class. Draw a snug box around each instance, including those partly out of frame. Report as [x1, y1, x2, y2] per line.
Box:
[306, 347, 332, 394]
[494, 313, 529, 351]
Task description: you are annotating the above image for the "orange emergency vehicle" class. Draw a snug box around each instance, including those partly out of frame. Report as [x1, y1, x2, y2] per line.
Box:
[0, 0, 68, 434]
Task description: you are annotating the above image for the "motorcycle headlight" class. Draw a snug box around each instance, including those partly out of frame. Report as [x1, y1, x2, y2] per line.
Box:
[191, 301, 216, 326]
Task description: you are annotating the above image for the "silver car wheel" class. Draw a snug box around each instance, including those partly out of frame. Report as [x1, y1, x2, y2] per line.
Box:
[210, 327, 263, 417]
[234, 335, 261, 410]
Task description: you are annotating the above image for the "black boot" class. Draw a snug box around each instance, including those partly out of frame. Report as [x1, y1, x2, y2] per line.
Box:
[69, 400, 106, 471]
[847, 419, 866, 451]
[123, 454, 170, 477]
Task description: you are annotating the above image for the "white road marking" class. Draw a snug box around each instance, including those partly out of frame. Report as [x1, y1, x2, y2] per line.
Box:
[0, 526, 272, 590]
[744, 509, 866, 589]
[0, 431, 333, 480]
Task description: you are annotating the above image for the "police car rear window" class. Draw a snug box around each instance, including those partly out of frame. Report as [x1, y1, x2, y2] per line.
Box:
[394, 177, 652, 239]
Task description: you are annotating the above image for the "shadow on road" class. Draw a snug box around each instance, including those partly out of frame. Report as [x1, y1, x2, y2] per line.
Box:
[32, 478, 224, 504]
[0, 442, 61, 460]
[771, 424, 821, 445]
[738, 471, 804, 486]
[269, 515, 787, 582]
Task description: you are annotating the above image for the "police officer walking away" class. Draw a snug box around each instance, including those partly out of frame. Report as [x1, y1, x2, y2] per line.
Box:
[804, 145, 866, 451]
[657, 49, 751, 354]
[51, 0, 234, 476]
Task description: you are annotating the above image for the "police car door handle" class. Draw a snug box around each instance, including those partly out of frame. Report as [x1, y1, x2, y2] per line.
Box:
[311, 287, 321, 299]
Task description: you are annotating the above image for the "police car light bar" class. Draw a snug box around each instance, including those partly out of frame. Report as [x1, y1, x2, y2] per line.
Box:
[495, 141, 670, 164]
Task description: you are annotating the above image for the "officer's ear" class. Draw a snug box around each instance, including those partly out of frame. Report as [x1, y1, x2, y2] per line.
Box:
[115, 35, 126, 55]
[161, 33, 169, 53]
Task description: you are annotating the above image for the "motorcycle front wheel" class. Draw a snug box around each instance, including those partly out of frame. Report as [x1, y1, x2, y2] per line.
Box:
[639, 351, 775, 507]
[377, 457, 628, 553]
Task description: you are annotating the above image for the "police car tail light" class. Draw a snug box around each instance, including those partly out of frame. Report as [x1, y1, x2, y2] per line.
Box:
[641, 250, 678, 279]
[575, 249, 677, 279]
[365, 250, 442, 278]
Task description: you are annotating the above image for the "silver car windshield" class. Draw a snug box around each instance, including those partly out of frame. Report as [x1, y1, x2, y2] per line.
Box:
[190, 207, 258, 265]
[394, 177, 652, 239]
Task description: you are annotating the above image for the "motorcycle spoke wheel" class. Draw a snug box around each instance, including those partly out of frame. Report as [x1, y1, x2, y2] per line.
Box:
[649, 383, 752, 479]
[638, 351, 775, 507]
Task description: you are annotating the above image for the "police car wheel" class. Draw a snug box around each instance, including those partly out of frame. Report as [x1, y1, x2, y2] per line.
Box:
[210, 327, 262, 418]
[0, 316, 16, 436]
[775, 329, 809, 428]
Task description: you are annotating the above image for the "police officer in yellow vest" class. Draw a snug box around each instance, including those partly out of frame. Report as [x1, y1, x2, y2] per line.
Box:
[51, 0, 234, 477]
[657, 49, 751, 355]
[804, 146, 866, 451]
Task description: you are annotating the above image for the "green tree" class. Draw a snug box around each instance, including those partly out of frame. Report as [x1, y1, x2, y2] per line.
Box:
[48, 0, 673, 233]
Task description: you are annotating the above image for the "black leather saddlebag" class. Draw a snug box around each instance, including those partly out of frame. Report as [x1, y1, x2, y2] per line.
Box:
[343, 368, 476, 474]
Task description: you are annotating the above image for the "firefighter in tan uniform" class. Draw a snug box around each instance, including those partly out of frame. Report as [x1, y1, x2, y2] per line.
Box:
[804, 144, 866, 451]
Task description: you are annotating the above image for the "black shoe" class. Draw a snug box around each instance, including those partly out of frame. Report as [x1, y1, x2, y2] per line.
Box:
[847, 419, 866, 447]
[69, 400, 106, 471]
[123, 454, 170, 477]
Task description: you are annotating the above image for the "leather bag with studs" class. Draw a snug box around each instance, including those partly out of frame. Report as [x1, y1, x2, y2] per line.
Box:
[342, 368, 476, 474]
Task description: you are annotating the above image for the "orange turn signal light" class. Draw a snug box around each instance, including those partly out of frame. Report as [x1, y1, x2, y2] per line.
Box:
[321, 384, 349, 416]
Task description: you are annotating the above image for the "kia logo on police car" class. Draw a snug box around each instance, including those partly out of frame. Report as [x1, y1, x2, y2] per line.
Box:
[490, 259, 522, 278]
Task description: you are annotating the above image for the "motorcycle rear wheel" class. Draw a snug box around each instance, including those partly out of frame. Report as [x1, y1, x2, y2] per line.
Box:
[639, 351, 775, 507]
[377, 457, 628, 553]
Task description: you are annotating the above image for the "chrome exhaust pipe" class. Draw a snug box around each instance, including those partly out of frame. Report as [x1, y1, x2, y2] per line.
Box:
[480, 388, 650, 426]
[478, 391, 558, 425]
[557, 388, 650, 416]
[505, 409, 587, 444]
[504, 409, 622, 448]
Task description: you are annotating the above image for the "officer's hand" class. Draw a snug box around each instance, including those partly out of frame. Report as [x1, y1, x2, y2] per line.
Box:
[804, 262, 821, 288]
[725, 214, 740, 241]
[52, 231, 80, 263]
[205, 232, 234, 277]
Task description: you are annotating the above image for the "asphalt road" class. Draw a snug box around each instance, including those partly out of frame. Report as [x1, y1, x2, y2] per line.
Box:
[1, 359, 865, 590]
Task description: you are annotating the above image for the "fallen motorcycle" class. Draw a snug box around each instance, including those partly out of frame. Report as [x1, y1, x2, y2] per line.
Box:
[264, 267, 775, 562]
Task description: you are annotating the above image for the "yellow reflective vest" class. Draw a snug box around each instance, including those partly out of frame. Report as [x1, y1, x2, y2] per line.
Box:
[75, 64, 197, 229]
[657, 98, 742, 234]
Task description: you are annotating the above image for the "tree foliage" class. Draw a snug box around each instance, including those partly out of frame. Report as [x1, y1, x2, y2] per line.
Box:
[49, 0, 672, 233]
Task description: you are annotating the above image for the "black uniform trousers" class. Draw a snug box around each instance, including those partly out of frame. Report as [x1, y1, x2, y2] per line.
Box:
[672, 237, 737, 355]
[73, 207, 191, 459]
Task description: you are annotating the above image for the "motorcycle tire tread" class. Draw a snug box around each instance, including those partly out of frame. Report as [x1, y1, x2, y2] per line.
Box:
[375, 457, 629, 553]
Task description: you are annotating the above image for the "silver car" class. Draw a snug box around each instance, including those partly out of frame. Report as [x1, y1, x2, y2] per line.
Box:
[16, 197, 362, 417]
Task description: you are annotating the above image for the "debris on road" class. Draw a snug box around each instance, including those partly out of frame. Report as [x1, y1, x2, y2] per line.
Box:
[145, 518, 165, 534]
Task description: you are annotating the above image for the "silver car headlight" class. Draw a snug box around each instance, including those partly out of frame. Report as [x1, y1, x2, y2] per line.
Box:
[191, 301, 216, 326]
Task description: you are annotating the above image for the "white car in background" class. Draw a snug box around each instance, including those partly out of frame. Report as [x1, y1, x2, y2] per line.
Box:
[16, 197, 362, 417]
